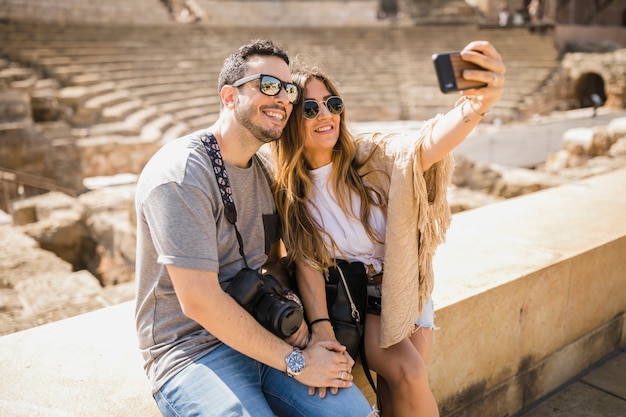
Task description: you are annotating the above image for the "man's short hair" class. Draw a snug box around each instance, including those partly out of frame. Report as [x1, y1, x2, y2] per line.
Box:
[218, 39, 290, 93]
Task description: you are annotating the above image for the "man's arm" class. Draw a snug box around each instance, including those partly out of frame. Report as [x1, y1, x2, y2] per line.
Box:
[167, 265, 353, 389]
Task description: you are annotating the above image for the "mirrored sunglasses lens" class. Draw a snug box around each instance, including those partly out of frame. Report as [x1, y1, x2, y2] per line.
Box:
[327, 97, 344, 115]
[303, 101, 319, 119]
[285, 84, 299, 103]
[259, 75, 281, 96]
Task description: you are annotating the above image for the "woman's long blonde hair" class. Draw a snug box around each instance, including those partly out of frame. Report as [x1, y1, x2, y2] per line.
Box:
[272, 60, 384, 272]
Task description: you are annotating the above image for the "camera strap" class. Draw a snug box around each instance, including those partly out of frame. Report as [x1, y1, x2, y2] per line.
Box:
[200, 132, 250, 268]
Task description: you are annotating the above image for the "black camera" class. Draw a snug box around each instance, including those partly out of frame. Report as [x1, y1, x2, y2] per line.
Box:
[222, 268, 303, 339]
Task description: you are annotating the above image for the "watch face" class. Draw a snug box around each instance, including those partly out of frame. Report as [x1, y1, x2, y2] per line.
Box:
[287, 350, 305, 375]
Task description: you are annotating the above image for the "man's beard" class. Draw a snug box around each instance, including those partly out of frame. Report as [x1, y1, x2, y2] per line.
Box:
[235, 101, 283, 144]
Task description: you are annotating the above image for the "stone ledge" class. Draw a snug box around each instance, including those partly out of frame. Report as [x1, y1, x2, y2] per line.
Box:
[0, 301, 159, 417]
[430, 167, 626, 415]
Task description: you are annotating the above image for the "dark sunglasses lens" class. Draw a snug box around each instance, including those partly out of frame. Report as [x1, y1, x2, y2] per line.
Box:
[303, 101, 320, 119]
[259, 75, 281, 96]
[327, 97, 344, 115]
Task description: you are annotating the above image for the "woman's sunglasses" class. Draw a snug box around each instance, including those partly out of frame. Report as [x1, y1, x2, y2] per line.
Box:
[231, 73, 300, 104]
[303, 96, 344, 120]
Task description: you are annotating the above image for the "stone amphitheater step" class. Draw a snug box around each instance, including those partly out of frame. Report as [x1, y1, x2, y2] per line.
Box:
[76, 134, 160, 178]
[0, 21, 562, 144]
[182, 114, 219, 136]
[84, 106, 159, 137]
[75, 90, 136, 125]
[162, 123, 196, 143]
[158, 96, 220, 119]
[141, 114, 177, 142]
[143, 86, 215, 106]
[122, 82, 213, 103]
[57, 81, 116, 108]
[102, 99, 144, 123]
[83, 65, 215, 84]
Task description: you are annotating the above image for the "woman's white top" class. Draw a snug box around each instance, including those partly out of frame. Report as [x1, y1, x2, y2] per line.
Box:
[308, 162, 385, 273]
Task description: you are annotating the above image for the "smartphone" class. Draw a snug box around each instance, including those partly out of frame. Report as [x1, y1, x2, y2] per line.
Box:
[432, 52, 488, 93]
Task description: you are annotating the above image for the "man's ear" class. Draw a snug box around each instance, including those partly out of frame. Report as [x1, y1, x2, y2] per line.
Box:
[221, 85, 236, 109]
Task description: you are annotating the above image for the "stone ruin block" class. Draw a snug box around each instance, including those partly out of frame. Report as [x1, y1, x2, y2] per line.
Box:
[0, 90, 32, 125]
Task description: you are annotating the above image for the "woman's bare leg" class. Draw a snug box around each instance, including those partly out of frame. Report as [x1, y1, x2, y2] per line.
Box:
[364, 314, 439, 417]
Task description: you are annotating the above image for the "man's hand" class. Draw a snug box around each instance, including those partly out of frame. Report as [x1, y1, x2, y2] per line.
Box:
[296, 340, 355, 398]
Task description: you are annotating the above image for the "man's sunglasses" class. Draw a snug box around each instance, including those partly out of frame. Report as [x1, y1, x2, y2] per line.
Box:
[303, 96, 344, 120]
[231, 73, 300, 104]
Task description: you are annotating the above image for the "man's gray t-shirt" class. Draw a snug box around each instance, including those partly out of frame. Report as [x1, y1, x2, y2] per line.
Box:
[134, 130, 278, 393]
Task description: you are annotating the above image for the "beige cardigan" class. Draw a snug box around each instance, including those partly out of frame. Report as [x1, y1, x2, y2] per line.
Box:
[355, 116, 453, 348]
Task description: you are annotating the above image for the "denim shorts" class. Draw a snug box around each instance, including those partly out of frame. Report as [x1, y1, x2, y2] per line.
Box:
[367, 283, 436, 329]
[154, 343, 376, 417]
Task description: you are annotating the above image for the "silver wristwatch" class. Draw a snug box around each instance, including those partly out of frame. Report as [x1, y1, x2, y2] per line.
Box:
[285, 347, 305, 377]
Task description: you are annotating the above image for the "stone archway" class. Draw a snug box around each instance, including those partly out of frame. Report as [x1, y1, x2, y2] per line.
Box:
[561, 49, 626, 110]
[575, 72, 606, 108]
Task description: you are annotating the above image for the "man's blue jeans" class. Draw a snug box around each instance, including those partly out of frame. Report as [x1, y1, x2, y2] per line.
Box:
[154, 343, 375, 417]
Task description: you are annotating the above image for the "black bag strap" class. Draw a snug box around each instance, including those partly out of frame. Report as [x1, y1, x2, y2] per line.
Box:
[336, 266, 377, 395]
[200, 132, 249, 268]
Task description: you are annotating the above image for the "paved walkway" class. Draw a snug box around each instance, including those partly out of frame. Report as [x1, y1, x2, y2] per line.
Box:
[516, 345, 626, 417]
[352, 107, 626, 168]
[456, 107, 626, 168]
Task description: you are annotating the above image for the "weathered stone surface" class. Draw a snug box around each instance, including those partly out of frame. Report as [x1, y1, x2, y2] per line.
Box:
[0, 222, 116, 337]
[453, 154, 567, 199]
[607, 117, 626, 140]
[609, 138, 626, 157]
[10, 186, 137, 287]
[561, 126, 614, 157]
[0, 223, 72, 288]
[0, 90, 32, 124]
[21, 210, 89, 267]
[447, 185, 506, 214]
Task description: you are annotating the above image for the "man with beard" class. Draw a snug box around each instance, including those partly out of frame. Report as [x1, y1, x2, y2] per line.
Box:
[134, 40, 375, 417]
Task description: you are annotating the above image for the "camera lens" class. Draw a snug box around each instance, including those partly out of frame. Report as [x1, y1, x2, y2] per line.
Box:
[223, 269, 303, 339]
[278, 307, 304, 337]
[256, 294, 303, 338]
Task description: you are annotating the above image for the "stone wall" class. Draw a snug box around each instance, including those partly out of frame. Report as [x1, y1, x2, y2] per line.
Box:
[0, 61, 84, 210]
[0, 0, 477, 27]
[560, 49, 626, 109]
[0, 0, 173, 25]
[556, 0, 626, 26]
[556, 24, 626, 53]
[195, 0, 385, 27]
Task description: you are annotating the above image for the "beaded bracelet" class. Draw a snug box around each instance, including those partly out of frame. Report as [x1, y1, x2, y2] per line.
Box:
[282, 289, 304, 311]
[309, 317, 332, 327]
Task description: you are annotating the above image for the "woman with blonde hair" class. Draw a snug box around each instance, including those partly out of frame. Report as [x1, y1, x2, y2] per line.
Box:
[273, 41, 505, 416]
